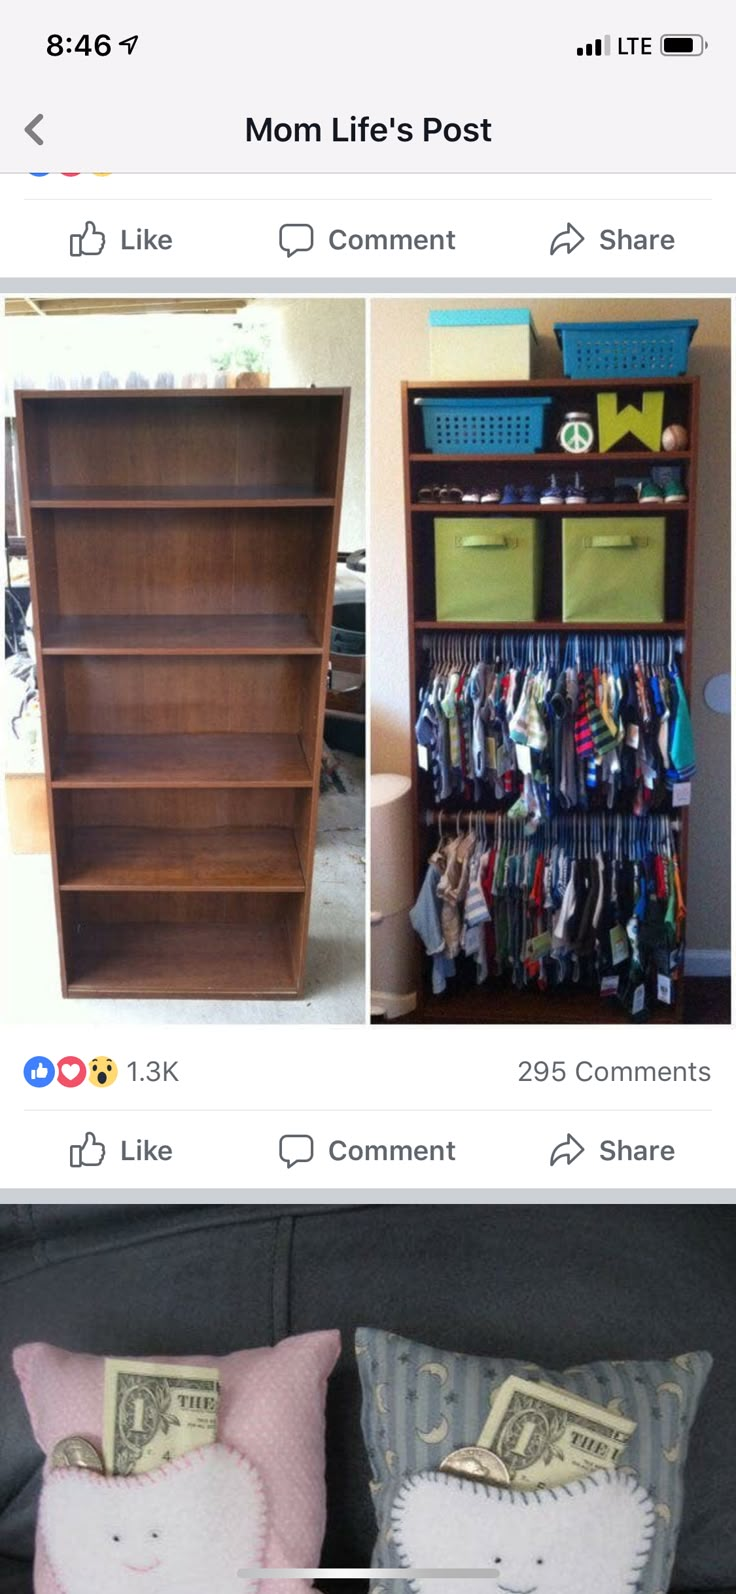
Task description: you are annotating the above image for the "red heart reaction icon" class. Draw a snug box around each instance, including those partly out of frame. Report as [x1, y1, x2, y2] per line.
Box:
[57, 1056, 87, 1088]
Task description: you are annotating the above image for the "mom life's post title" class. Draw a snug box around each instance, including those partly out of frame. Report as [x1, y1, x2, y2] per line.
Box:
[245, 115, 493, 143]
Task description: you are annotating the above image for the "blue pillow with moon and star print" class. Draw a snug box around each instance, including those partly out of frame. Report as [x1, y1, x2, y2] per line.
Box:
[356, 1328, 711, 1594]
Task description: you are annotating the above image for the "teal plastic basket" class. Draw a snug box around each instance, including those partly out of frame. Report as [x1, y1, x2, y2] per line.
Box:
[416, 396, 552, 454]
[554, 320, 698, 378]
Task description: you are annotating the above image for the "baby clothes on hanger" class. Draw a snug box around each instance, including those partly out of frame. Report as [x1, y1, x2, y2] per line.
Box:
[409, 833, 456, 995]
[416, 634, 695, 815]
[667, 669, 696, 783]
[409, 813, 685, 1019]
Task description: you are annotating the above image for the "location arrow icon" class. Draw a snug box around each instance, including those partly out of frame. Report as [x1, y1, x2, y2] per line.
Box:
[25, 114, 44, 146]
[550, 1132, 585, 1167]
[550, 221, 584, 256]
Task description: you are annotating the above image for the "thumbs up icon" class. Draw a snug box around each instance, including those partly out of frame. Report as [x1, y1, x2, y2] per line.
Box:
[24, 1055, 56, 1087]
[69, 1131, 106, 1168]
[69, 220, 105, 256]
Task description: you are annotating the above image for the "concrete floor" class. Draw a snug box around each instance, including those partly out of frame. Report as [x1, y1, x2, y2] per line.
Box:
[3, 760, 366, 1025]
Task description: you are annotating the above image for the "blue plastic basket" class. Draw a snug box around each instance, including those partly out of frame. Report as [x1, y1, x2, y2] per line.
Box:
[416, 396, 552, 454]
[554, 320, 698, 378]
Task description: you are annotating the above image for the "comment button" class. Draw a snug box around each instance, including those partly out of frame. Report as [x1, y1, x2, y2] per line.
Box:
[279, 1133, 314, 1169]
[279, 223, 314, 258]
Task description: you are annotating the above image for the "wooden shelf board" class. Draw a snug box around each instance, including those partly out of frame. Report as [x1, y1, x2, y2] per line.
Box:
[413, 982, 682, 1025]
[409, 451, 690, 464]
[407, 377, 695, 393]
[414, 619, 686, 633]
[67, 921, 298, 998]
[411, 502, 688, 515]
[59, 826, 305, 893]
[42, 614, 322, 655]
[51, 733, 313, 789]
[30, 485, 335, 508]
[21, 386, 347, 400]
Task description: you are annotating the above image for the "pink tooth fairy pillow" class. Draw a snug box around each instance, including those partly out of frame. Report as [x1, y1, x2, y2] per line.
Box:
[14, 1332, 341, 1594]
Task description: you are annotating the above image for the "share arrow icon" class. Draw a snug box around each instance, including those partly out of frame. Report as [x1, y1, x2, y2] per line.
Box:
[550, 1132, 585, 1167]
[550, 221, 585, 256]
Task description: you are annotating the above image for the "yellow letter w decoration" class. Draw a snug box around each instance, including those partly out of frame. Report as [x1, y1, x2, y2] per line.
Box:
[596, 390, 664, 452]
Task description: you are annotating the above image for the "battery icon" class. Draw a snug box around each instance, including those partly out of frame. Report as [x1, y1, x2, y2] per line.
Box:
[660, 34, 706, 54]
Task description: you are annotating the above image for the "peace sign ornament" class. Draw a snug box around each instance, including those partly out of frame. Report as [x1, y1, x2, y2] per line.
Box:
[558, 409, 595, 453]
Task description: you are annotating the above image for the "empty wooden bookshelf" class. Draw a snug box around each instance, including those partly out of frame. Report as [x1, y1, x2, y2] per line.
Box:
[17, 387, 350, 998]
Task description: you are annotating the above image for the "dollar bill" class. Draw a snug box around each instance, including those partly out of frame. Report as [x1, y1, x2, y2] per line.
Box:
[103, 1359, 220, 1476]
[477, 1375, 636, 1489]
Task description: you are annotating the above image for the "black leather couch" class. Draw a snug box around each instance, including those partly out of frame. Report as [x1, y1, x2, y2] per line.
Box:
[0, 1204, 734, 1592]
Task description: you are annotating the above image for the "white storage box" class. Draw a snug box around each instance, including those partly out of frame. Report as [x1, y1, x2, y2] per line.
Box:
[371, 773, 416, 1020]
[429, 308, 538, 380]
[371, 908, 417, 1021]
[371, 773, 414, 916]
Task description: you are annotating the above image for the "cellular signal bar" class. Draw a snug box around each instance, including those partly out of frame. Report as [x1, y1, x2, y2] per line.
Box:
[576, 35, 611, 56]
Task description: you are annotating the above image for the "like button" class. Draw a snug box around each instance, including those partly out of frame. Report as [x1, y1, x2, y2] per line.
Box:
[69, 1132, 106, 1169]
[69, 220, 105, 257]
[24, 1056, 56, 1088]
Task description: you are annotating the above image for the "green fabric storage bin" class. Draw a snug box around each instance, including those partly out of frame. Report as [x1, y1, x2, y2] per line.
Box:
[434, 517, 543, 621]
[562, 517, 666, 623]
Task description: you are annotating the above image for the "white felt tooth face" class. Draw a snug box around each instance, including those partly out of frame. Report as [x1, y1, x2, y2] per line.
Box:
[391, 1468, 655, 1594]
[40, 1443, 267, 1594]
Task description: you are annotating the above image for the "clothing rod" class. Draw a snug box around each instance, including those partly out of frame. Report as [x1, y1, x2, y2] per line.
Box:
[420, 631, 686, 650]
[423, 809, 682, 830]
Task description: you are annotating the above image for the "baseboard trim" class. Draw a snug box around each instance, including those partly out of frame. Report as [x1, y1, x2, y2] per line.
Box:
[685, 948, 731, 978]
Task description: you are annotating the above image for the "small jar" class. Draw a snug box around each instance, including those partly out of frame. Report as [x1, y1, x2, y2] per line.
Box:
[557, 410, 595, 453]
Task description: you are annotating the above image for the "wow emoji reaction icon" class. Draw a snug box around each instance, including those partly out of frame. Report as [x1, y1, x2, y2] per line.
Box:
[89, 1056, 118, 1089]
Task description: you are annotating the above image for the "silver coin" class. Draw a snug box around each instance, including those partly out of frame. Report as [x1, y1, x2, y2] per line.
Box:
[51, 1436, 104, 1473]
[439, 1446, 510, 1486]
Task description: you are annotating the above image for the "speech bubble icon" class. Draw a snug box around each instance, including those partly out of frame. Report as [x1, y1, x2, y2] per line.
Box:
[279, 1133, 314, 1170]
[279, 222, 314, 258]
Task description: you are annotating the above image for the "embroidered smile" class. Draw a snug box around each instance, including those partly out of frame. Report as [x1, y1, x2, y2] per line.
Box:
[123, 1559, 163, 1574]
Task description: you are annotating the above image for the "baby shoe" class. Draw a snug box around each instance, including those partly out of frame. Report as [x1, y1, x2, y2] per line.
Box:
[540, 474, 564, 504]
[664, 478, 687, 504]
[637, 479, 664, 504]
[565, 472, 588, 504]
[480, 486, 502, 503]
[613, 483, 638, 504]
[519, 483, 540, 504]
[500, 483, 520, 505]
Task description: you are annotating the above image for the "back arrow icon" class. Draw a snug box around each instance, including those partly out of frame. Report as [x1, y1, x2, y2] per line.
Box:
[550, 221, 584, 256]
[550, 1132, 585, 1167]
[25, 114, 44, 146]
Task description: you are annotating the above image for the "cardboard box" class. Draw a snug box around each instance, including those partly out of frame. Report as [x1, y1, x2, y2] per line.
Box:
[429, 308, 538, 379]
[5, 773, 50, 854]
